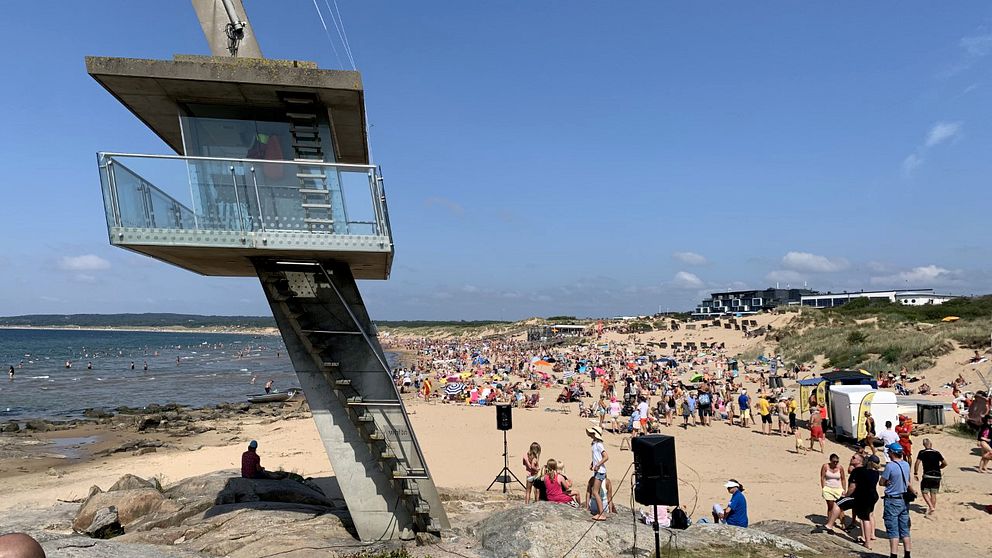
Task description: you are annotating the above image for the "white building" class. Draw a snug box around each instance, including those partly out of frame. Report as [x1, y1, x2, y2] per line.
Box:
[800, 289, 957, 309]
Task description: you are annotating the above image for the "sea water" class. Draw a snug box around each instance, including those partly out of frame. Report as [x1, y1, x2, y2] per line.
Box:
[0, 328, 398, 420]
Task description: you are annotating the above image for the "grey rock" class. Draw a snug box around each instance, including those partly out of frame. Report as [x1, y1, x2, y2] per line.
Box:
[42, 537, 208, 558]
[25, 419, 51, 432]
[108, 474, 155, 492]
[473, 502, 813, 558]
[73, 488, 176, 532]
[2, 420, 20, 432]
[85, 507, 124, 539]
[83, 409, 114, 419]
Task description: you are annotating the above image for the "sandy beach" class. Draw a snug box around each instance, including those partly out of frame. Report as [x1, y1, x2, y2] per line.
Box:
[2, 317, 991, 555]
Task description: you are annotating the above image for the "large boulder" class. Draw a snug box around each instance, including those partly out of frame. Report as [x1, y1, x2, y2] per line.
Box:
[109, 474, 156, 492]
[73, 488, 178, 533]
[473, 502, 813, 558]
[2, 420, 20, 433]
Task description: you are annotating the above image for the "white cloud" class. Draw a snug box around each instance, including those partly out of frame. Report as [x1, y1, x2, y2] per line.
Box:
[901, 154, 923, 176]
[960, 33, 992, 57]
[765, 270, 804, 285]
[781, 251, 848, 273]
[672, 251, 707, 265]
[902, 121, 964, 176]
[924, 121, 962, 147]
[870, 265, 960, 287]
[58, 254, 111, 272]
[671, 271, 703, 289]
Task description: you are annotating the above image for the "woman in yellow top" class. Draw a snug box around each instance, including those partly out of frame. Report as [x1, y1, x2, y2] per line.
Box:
[820, 453, 848, 530]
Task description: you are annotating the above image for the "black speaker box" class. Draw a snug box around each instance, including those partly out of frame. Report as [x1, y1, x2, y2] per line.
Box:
[632, 434, 679, 506]
[495, 404, 512, 431]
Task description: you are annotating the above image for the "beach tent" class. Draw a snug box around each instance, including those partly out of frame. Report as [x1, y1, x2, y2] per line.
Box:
[689, 373, 704, 383]
[654, 357, 678, 367]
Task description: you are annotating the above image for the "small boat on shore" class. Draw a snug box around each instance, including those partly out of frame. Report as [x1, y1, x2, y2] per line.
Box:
[247, 389, 297, 404]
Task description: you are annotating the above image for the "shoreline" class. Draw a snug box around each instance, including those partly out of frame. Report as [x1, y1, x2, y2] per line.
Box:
[0, 325, 280, 336]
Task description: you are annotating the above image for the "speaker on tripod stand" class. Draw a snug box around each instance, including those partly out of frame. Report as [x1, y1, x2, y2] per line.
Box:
[632, 434, 679, 558]
[487, 404, 524, 493]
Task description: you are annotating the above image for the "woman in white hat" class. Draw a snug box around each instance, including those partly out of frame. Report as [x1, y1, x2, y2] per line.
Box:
[717, 479, 748, 527]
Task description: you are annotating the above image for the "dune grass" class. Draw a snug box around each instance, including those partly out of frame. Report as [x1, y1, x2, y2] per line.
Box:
[773, 309, 987, 372]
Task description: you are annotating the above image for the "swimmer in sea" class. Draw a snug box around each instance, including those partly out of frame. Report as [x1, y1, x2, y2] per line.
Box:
[8, 366, 14, 380]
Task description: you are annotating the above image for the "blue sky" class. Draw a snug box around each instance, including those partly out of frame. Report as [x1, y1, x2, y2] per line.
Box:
[1, 2, 990, 320]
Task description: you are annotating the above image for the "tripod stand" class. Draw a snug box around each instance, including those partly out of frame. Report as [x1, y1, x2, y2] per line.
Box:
[487, 429, 524, 493]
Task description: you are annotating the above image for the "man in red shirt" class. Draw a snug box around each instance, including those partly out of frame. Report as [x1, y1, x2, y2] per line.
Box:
[895, 416, 913, 467]
[241, 440, 269, 479]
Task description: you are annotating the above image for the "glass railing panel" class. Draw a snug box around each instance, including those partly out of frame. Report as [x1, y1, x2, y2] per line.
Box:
[97, 153, 389, 242]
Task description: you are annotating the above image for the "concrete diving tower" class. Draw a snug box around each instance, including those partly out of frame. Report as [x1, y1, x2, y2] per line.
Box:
[87, 54, 448, 541]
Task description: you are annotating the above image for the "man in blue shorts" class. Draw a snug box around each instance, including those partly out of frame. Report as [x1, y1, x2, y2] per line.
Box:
[879, 443, 912, 558]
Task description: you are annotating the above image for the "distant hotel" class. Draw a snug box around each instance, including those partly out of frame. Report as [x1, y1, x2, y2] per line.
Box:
[692, 288, 815, 318]
[692, 287, 957, 317]
[799, 289, 957, 309]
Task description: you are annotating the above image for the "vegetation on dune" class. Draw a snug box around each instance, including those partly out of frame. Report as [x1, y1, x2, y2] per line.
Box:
[773, 299, 991, 372]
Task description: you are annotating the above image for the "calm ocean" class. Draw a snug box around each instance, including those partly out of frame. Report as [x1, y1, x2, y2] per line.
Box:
[0, 328, 398, 420]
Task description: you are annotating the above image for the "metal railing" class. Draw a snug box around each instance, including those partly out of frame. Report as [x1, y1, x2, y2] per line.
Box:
[97, 152, 392, 241]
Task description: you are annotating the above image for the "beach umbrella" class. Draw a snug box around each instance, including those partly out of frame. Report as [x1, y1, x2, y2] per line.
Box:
[689, 373, 704, 383]
[534, 360, 551, 366]
[444, 382, 465, 396]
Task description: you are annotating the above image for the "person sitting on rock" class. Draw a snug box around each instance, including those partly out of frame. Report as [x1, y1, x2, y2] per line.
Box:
[241, 440, 279, 480]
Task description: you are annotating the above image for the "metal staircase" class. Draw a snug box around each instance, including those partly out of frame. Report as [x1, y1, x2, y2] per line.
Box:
[254, 258, 448, 540]
[280, 94, 336, 233]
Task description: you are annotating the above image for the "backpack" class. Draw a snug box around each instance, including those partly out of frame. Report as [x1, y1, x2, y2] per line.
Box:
[670, 507, 690, 530]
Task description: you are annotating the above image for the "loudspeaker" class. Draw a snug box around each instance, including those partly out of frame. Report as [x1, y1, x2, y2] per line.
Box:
[632, 434, 679, 506]
[495, 404, 512, 431]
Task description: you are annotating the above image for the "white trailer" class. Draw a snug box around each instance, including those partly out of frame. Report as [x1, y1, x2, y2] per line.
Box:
[828, 385, 898, 440]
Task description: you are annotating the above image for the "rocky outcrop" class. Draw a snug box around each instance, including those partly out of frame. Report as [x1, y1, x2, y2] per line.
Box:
[472, 502, 816, 558]
[72, 487, 178, 533]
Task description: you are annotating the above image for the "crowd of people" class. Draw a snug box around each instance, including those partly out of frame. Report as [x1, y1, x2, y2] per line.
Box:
[384, 332, 989, 557]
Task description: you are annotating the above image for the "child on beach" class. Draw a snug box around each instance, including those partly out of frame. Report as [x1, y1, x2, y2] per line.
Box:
[523, 442, 542, 504]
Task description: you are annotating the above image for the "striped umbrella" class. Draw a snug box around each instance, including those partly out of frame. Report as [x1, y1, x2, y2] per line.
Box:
[444, 382, 466, 396]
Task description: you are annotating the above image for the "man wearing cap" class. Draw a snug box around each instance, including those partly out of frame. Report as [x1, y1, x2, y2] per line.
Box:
[241, 440, 272, 480]
[587, 426, 609, 521]
[879, 443, 913, 558]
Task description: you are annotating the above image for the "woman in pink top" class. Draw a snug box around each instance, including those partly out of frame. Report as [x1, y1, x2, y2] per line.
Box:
[543, 459, 577, 504]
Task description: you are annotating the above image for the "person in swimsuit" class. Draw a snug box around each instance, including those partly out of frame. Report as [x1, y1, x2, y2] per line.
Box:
[820, 453, 847, 529]
[809, 405, 825, 453]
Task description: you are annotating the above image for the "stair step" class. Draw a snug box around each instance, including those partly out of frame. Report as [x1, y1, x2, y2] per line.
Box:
[392, 474, 431, 480]
[286, 112, 317, 120]
[303, 218, 335, 224]
[347, 398, 403, 407]
[301, 329, 361, 335]
[322, 361, 340, 368]
[403, 487, 420, 496]
[282, 97, 315, 105]
[334, 379, 352, 388]
[414, 502, 431, 515]
[369, 431, 385, 441]
[427, 520, 442, 533]
[357, 413, 374, 423]
[301, 203, 333, 209]
[381, 450, 397, 460]
[299, 188, 330, 195]
[296, 172, 326, 179]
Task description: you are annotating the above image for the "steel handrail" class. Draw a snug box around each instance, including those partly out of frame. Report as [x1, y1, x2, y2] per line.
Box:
[99, 152, 376, 171]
